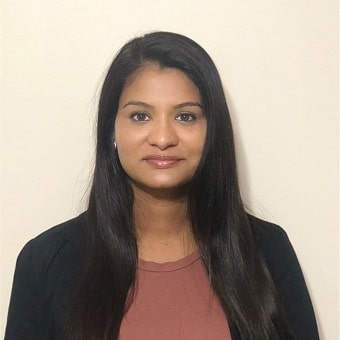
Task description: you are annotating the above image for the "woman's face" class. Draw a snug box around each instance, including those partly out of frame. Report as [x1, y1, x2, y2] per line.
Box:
[115, 64, 206, 193]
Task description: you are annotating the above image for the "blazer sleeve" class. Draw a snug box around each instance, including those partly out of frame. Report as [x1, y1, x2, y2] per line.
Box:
[5, 240, 42, 340]
[5, 215, 84, 340]
[255, 220, 320, 340]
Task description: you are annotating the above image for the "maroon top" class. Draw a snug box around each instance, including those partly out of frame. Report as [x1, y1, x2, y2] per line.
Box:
[119, 250, 231, 339]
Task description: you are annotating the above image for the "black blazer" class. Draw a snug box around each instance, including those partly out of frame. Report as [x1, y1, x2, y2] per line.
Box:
[5, 213, 319, 339]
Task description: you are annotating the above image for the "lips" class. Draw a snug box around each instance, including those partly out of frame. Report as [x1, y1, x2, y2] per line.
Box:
[143, 155, 183, 168]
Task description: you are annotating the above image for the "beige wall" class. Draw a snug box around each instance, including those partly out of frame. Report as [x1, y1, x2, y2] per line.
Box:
[1, 1, 338, 339]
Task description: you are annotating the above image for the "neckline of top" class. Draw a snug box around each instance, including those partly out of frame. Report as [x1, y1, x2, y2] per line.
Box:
[138, 250, 200, 272]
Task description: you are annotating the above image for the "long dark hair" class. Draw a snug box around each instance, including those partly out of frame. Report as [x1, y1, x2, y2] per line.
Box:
[69, 31, 292, 339]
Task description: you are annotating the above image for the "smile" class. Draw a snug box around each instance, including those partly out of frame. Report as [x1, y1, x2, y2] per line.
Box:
[143, 155, 183, 168]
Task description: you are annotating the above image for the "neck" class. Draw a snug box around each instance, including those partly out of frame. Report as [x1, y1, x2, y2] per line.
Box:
[132, 184, 197, 262]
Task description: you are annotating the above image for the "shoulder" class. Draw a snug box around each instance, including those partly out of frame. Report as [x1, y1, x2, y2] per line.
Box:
[6, 213, 87, 339]
[248, 215, 319, 339]
[248, 214, 289, 244]
[28, 212, 86, 247]
[16, 212, 86, 276]
[248, 215, 294, 267]
[247, 215, 304, 293]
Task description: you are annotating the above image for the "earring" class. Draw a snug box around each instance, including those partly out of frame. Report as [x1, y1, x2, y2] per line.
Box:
[113, 141, 117, 149]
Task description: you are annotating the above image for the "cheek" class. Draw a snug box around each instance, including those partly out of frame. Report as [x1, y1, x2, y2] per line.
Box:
[194, 131, 207, 162]
[186, 129, 206, 152]
[115, 124, 146, 145]
[116, 146, 133, 166]
[114, 126, 127, 143]
[116, 152, 136, 179]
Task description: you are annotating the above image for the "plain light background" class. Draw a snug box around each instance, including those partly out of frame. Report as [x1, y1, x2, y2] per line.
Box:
[1, 1, 338, 339]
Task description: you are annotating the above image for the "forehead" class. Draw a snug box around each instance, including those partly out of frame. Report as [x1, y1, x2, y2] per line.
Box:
[119, 64, 202, 106]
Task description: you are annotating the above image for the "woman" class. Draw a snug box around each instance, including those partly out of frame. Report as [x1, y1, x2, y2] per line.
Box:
[5, 32, 319, 339]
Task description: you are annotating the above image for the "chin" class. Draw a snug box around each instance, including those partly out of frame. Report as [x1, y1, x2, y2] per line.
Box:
[131, 179, 190, 195]
[147, 182, 185, 190]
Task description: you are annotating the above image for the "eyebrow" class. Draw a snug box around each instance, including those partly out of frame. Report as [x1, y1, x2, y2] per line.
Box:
[122, 101, 203, 109]
[174, 102, 203, 109]
[123, 101, 153, 109]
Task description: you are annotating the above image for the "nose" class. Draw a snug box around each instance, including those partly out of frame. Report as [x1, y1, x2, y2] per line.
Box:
[147, 118, 179, 150]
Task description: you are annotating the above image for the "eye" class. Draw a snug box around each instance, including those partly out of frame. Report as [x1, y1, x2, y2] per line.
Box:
[131, 112, 150, 122]
[175, 112, 196, 122]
